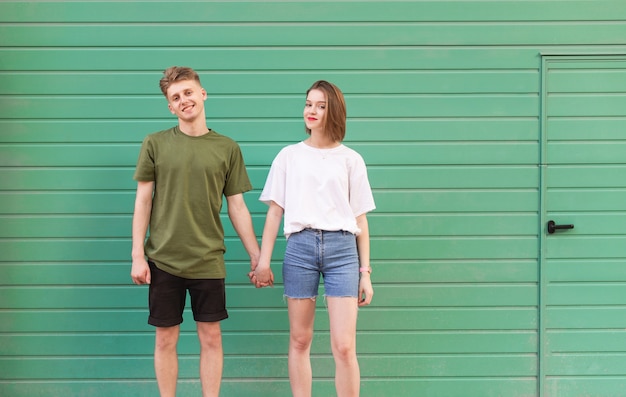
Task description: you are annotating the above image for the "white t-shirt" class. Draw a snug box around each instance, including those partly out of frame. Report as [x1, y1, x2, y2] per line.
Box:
[260, 141, 376, 237]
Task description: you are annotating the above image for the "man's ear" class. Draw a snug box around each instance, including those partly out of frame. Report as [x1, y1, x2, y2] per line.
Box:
[202, 88, 207, 100]
[167, 103, 176, 115]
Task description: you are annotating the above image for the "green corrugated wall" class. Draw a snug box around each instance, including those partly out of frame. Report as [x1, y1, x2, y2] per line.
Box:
[1, 1, 626, 396]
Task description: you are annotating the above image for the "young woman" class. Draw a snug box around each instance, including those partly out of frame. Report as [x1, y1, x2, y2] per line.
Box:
[252, 80, 375, 397]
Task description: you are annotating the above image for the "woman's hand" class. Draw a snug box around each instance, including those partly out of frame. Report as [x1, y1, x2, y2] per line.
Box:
[358, 273, 373, 306]
[251, 266, 274, 288]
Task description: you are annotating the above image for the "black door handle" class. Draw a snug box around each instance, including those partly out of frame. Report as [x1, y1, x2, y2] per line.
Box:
[547, 220, 574, 234]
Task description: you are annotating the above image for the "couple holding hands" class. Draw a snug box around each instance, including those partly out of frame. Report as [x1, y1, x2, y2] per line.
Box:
[131, 66, 375, 397]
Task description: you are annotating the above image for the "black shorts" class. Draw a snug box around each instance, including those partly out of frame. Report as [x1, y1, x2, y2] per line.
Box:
[147, 261, 228, 327]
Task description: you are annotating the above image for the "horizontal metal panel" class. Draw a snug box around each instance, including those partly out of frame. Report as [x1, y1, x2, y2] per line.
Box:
[0, 118, 539, 143]
[358, 309, 538, 331]
[367, 213, 538, 236]
[0, 215, 134, 238]
[18, 145, 539, 170]
[0, 262, 276, 287]
[0, 166, 539, 190]
[0, 354, 536, 379]
[0, 168, 138, 190]
[545, 236, 626, 259]
[2, 1, 623, 23]
[546, 259, 626, 282]
[0, 95, 539, 119]
[547, 93, 626, 117]
[0, 142, 539, 167]
[0, 310, 292, 334]
[374, 236, 538, 260]
[0, 189, 538, 215]
[547, 141, 626, 164]
[371, 284, 537, 307]
[0, 236, 538, 261]
[0, 329, 537, 356]
[547, 118, 626, 141]
[0, 191, 136, 214]
[545, 58, 626, 70]
[0, 309, 537, 335]
[375, 190, 538, 212]
[318, 377, 536, 397]
[547, 68, 626, 92]
[547, 330, 626, 353]
[546, 283, 626, 305]
[0, 260, 538, 285]
[0, 324, 535, 354]
[0, 214, 263, 239]
[546, 307, 626, 329]
[0, 212, 538, 238]
[547, 165, 626, 187]
[0, 143, 142, 167]
[546, 354, 626, 376]
[0, 238, 282, 262]
[544, 377, 626, 397]
[0, 379, 538, 397]
[0, 47, 553, 71]
[0, 356, 285, 379]
[546, 189, 626, 211]
[0, 167, 268, 191]
[0, 283, 537, 309]
[2, 22, 624, 46]
[375, 260, 538, 283]
[358, 142, 538, 165]
[0, 70, 539, 95]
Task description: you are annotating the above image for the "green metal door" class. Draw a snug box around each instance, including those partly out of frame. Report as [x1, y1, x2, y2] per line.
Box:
[541, 55, 626, 396]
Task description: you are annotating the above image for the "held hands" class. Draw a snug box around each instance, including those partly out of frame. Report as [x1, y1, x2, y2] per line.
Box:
[248, 253, 274, 289]
[249, 266, 274, 288]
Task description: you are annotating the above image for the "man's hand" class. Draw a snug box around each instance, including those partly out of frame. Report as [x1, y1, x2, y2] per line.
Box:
[251, 266, 274, 288]
[131, 257, 151, 285]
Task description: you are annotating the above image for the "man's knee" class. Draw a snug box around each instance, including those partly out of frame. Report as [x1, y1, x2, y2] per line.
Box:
[155, 325, 180, 351]
[197, 322, 222, 349]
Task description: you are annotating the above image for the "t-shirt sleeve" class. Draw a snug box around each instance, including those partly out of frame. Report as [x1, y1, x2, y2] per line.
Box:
[259, 151, 287, 208]
[349, 154, 376, 217]
[133, 136, 156, 182]
[223, 143, 253, 197]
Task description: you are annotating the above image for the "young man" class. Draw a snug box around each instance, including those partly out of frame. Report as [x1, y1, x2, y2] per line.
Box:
[131, 66, 260, 397]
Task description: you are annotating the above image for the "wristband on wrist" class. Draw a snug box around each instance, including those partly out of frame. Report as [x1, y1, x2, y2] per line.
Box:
[359, 266, 372, 274]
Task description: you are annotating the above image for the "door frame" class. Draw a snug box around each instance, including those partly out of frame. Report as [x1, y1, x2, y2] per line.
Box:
[538, 52, 626, 396]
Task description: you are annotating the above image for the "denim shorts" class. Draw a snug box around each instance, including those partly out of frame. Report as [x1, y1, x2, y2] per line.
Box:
[283, 229, 360, 299]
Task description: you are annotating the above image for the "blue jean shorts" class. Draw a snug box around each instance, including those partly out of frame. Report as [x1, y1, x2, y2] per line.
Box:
[283, 229, 360, 299]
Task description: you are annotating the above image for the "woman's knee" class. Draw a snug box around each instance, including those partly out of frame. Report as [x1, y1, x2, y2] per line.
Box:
[331, 337, 356, 362]
[290, 329, 314, 352]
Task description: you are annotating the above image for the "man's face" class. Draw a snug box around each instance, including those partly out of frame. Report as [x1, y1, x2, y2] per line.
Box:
[166, 79, 207, 121]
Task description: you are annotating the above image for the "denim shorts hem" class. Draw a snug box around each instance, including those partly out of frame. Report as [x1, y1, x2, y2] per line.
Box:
[323, 293, 358, 298]
[283, 293, 318, 300]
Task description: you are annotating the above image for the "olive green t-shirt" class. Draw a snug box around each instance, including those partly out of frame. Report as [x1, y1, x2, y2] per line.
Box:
[133, 126, 252, 279]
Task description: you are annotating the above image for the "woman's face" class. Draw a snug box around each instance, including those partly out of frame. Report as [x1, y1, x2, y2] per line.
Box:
[304, 89, 327, 132]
